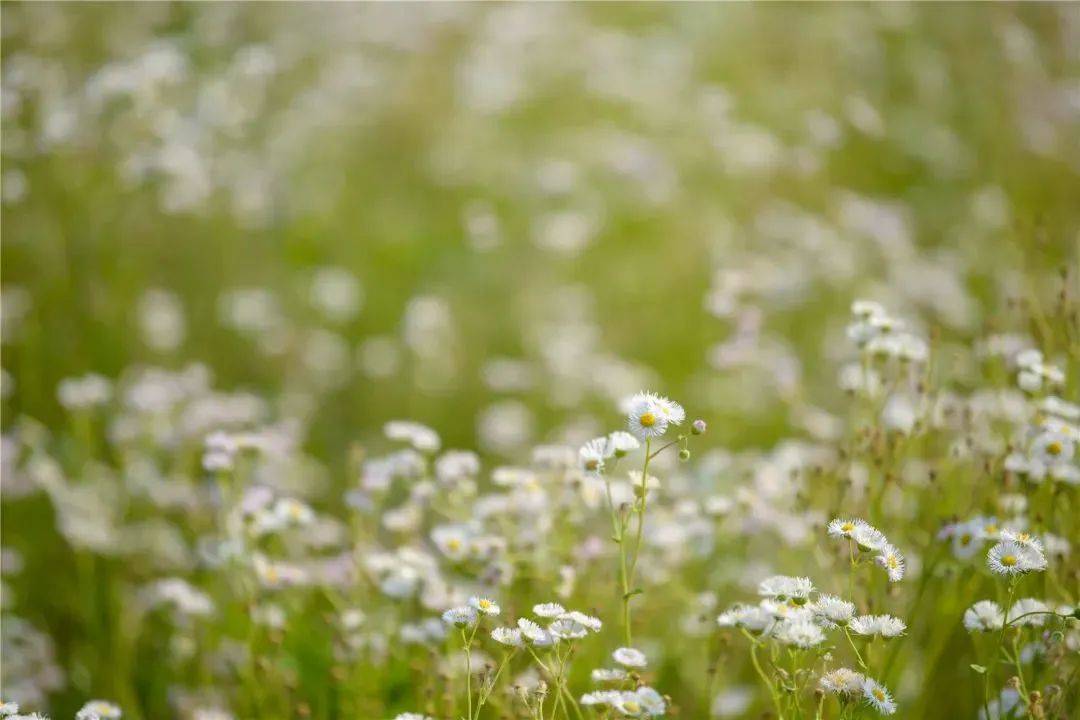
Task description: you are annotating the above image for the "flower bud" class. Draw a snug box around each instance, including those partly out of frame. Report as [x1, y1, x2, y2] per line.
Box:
[678, 448, 691, 462]
[692, 419, 707, 435]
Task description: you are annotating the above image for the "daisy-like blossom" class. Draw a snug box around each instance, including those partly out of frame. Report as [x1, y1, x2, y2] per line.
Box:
[606, 431, 640, 457]
[1007, 598, 1051, 627]
[757, 575, 814, 603]
[875, 544, 906, 582]
[773, 617, 825, 648]
[560, 610, 602, 632]
[613, 646, 648, 668]
[861, 677, 897, 715]
[612, 687, 666, 717]
[848, 615, 906, 638]
[963, 600, 1005, 632]
[581, 691, 624, 707]
[579, 436, 609, 474]
[819, 668, 865, 696]
[0, 703, 18, 717]
[625, 392, 671, 440]
[394, 714, 434, 720]
[852, 521, 888, 552]
[987, 539, 1047, 575]
[441, 606, 478, 628]
[77, 701, 122, 720]
[716, 604, 772, 633]
[549, 616, 588, 639]
[591, 668, 628, 682]
[811, 594, 856, 627]
[532, 602, 566, 617]
[491, 627, 523, 647]
[468, 596, 500, 615]
[517, 617, 554, 646]
[827, 518, 860, 539]
[999, 528, 1045, 553]
[1030, 430, 1075, 464]
[383, 420, 440, 453]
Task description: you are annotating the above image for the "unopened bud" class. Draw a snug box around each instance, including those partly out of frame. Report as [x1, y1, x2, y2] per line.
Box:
[692, 419, 707, 435]
[678, 448, 691, 462]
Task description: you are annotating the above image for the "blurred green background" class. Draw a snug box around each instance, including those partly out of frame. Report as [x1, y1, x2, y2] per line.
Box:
[3, 2, 1077, 461]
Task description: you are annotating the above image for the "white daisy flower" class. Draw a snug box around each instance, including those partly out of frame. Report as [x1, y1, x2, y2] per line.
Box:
[1030, 430, 1075, 464]
[852, 521, 888, 552]
[1008, 598, 1050, 627]
[987, 539, 1047, 575]
[394, 714, 435, 720]
[517, 617, 554, 646]
[77, 701, 122, 720]
[848, 615, 906, 638]
[468, 597, 500, 615]
[605, 431, 641, 457]
[548, 617, 588, 639]
[625, 392, 670, 440]
[811, 595, 856, 627]
[861, 677, 897, 715]
[613, 646, 648, 668]
[441, 606, 478, 628]
[819, 668, 865, 696]
[559, 610, 602, 632]
[532, 602, 566, 618]
[384, 421, 441, 453]
[757, 575, 815, 604]
[591, 668, 628, 682]
[875, 544, 906, 582]
[491, 627, 523, 647]
[963, 600, 1005, 632]
[773, 617, 825, 648]
[579, 436, 609, 474]
[581, 691, 623, 707]
[0, 702, 18, 717]
[716, 604, 772, 633]
[827, 518, 860, 539]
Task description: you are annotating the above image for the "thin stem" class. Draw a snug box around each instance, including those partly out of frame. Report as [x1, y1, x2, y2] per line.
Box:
[741, 629, 783, 720]
[842, 628, 868, 671]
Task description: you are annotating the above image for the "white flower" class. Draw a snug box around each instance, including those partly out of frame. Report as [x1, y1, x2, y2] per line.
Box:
[76, 701, 122, 720]
[875, 544, 906, 582]
[848, 615, 906, 638]
[827, 518, 860, 539]
[549, 617, 588, 639]
[581, 691, 624, 707]
[963, 600, 1004, 632]
[612, 687, 666, 717]
[716, 604, 772, 633]
[811, 595, 856, 627]
[468, 597, 500, 615]
[1030, 430, 1075, 465]
[852, 521, 888, 552]
[625, 392, 671, 440]
[1008, 598, 1050, 627]
[441, 606, 478, 628]
[987, 539, 1047, 575]
[384, 421, 440, 453]
[517, 617, 554, 646]
[605, 431, 640, 457]
[591, 668, 628, 682]
[579, 437, 609, 474]
[819, 668, 865, 696]
[533, 602, 566, 618]
[431, 524, 472, 562]
[559, 610, 602, 632]
[861, 677, 897, 715]
[613, 646, 647, 668]
[394, 714, 434, 720]
[773, 617, 825, 648]
[0, 702, 18, 717]
[757, 575, 814, 603]
[491, 627, 524, 647]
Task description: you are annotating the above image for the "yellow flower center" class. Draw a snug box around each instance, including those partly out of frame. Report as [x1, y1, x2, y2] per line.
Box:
[584, 459, 599, 471]
[1001, 554, 1017, 567]
[984, 525, 997, 535]
[841, 523, 854, 533]
[447, 538, 462, 551]
[1047, 441, 1062, 456]
[479, 599, 492, 610]
[873, 689, 886, 702]
[639, 412, 656, 428]
[624, 701, 641, 713]
[960, 533, 972, 546]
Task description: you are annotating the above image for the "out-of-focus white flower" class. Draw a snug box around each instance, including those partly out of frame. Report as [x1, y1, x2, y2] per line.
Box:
[612, 647, 647, 668]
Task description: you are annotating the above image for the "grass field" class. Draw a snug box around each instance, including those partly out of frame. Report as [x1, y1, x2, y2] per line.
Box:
[2, 3, 1079, 720]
